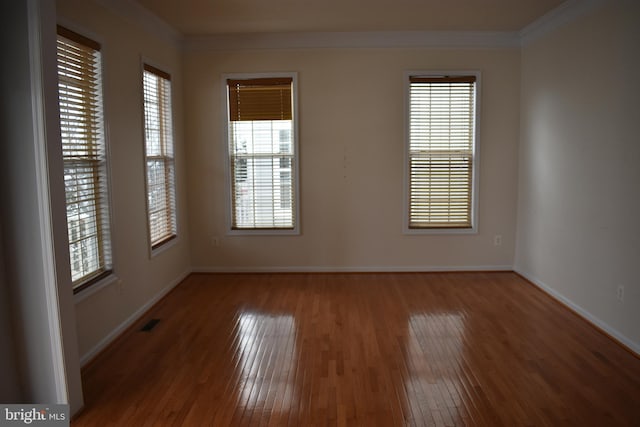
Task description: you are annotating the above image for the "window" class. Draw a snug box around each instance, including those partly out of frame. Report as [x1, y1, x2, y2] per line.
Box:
[56, 26, 112, 292]
[225, 75, 298, 232]
[406, 73, 478, 231]
[142, 64, 177, 249]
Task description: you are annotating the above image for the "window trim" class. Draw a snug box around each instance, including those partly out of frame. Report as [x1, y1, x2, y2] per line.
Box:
[403, 70, 481, 235]
[140, 58, 179, 255]
[222, 72, 300, 236]
[56, 24, 116, 294]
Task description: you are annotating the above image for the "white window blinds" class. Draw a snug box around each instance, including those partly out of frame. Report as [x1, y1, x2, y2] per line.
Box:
[57, 26, 112, 291]
[143, 64, 177, 248]
[227, 77, 296, 230]
[408, 75, 477, 229]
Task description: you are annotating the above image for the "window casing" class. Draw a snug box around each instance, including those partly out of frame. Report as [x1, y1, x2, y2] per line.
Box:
[406, 73, 479, 232]
[142, 64, 177, 250]
[225, 74, 299, 233]
[56, 26, 112, 292]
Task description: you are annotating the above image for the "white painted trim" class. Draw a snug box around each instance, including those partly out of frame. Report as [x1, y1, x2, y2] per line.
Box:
[79, 0, 608, 51]
[79, 269, 190, 366]
[27, 0, 68, 404]
[192, 265, 513, 273]
[73, 273, 119, 304]
[150, 236, 179, 258]
[93, 0, 183, 48]
[80, 0, 607, 52]
[515, 268, 640, 356]
[185, 31, 520, 51]
[519, 0, 607, 46]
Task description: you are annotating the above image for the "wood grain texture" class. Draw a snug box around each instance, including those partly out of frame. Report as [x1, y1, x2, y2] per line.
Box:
[73, 272, 640, 426]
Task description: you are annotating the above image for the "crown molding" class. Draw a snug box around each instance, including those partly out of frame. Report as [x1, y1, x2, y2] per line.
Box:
[91, 0, 606, 52]
[520, 0, 607, 46]
[183, 30, 521, 51]
[94, 0, 183, 48]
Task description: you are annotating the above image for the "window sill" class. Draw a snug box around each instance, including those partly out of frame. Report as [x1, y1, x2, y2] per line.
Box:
[228, 228, 299, 236]
[150, 234, 178, 258]
[403, 227, 478, 235]
[73, 272, 119, 304]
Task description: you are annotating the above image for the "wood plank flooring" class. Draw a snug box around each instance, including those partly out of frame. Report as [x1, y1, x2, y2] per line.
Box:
[72, 272, 640, 426]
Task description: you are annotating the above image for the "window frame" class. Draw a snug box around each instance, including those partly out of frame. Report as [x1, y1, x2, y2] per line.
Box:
[222, 72, 300, 236]
[56, 25, 116, 294]
[141, 60, 178, 255]
[403, 70, 481, 235]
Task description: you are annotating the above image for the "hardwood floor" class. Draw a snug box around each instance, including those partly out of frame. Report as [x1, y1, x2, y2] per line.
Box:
[72, 272, 640, 426]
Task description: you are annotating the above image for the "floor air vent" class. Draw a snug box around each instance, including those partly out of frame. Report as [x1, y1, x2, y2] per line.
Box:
[140, 318, 160, 332]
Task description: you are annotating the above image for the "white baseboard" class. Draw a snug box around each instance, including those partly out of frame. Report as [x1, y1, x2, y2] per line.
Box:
[191, 265, 513, 273]
[79, 269, 190, 367]
[515, 268, 640, 356]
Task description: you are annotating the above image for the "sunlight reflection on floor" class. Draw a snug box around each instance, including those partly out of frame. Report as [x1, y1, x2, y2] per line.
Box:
[235, 312, 298, 412]
[405, 312, 467, 424]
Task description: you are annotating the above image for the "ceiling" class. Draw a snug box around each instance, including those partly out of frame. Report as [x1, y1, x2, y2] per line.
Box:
[133, 0, 567, 36]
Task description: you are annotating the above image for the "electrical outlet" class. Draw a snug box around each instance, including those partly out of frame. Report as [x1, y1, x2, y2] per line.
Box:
[617, 285, 624, 303]
[493, 235, 502, 247]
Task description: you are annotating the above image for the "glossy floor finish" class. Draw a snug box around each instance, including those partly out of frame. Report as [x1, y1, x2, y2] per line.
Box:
[73, 273, 640, 426]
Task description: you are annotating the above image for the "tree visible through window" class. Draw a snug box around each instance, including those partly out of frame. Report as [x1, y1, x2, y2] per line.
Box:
[226, 76, 297, 231]
[407, 74, 478, 230]
[56, 26, 112, 291]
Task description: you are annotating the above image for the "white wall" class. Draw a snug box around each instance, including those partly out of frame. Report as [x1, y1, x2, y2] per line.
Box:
[56, 0, 191, 361]
[516, 0, 640, 352]
[185, 47, 520, 271]
[4, 0, 638, 415]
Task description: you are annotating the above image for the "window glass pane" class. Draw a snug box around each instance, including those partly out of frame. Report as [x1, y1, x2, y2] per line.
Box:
[227, 76, 297, 231]
[408, 77, 476, 229]
[143, 67, 177, 247]
[57, 27, 112, 289]
[230, 120, 294, 229]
